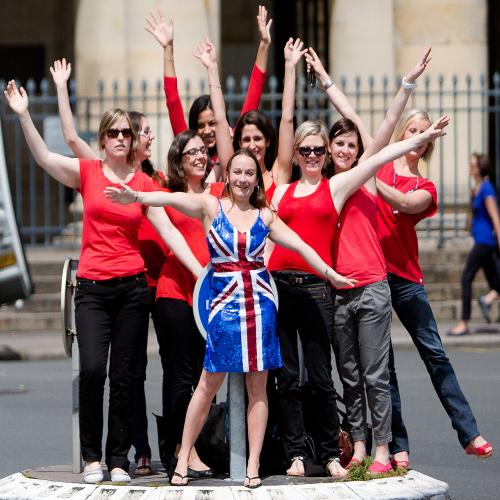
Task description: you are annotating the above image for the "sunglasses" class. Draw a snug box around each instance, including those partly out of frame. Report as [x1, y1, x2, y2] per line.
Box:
[298, 146, 327, 157]
[182, 146, 208, 157]
[138, 127, 152, 137]
[107, 128, 133, 139]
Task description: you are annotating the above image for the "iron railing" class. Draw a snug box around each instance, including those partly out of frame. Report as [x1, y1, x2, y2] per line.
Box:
[1, 72, 500, 247]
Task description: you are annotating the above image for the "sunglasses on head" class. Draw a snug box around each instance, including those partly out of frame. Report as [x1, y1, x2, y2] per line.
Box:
[182, 146, 208, 157]
[298, 146, 327, 157]
[106, 128, 133, 139]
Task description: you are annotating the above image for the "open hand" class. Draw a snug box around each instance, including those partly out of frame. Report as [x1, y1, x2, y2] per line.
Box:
[49, 58, 71, 88]
[257, 5, 272, 45]
[193, 37, 217, 68]
[424, 114, 450, 141]
[284, 37, 307, 67]
[145, 10, 174, 48]
[103, 184, 136, 204]
[404, 47, 431, 84]
[4, 80, 28, 115]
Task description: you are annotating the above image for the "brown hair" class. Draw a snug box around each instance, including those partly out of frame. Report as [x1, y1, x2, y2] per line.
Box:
[472, 152, 491, 179]
[97, 108, 137, 165]
[223, 149, 267, 208]
[329, 117, 364, 169]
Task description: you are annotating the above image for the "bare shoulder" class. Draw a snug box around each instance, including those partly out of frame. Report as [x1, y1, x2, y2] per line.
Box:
[261, 206, 277, 227]
[271, 183, 289, 207]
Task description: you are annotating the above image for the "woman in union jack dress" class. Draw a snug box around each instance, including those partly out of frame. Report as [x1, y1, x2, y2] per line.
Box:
[105, 148, 356, 488]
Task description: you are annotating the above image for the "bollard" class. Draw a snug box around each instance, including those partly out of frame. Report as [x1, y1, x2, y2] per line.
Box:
[228, 373, 246, 481]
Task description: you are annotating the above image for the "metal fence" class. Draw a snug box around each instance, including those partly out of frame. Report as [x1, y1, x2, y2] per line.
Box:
[1, 72, 500, 247]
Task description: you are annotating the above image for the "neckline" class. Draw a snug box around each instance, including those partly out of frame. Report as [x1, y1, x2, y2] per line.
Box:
[218, 201, 261, 234]
[291, 177, 324, 199]
[101, 161, 137, 185]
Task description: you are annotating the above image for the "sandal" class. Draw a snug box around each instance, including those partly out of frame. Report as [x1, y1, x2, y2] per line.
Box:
[390, 457, 410, 469]
[326, 457, 348, 479]
[244, 476, 262, 489]
[170, 471, 188, 486]
[286, 456, 305, 476]
[134, 456, 152, 476]
[465, 440, 493, 459]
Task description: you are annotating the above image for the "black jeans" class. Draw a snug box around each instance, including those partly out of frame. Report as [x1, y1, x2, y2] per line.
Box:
[387, 273, 480, 453]
[461, 243, 500, 320]
[75, 273, 150, 472]
[272, 271, 340, 465]
[154, 298, 205, 457]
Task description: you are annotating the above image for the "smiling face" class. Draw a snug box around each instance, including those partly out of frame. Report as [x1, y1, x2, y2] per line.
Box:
[330, 131, 359, 174]
[181, 135, 208, 181]
[296, 133, 328, 177]
[238, 124, 269, 166]
[227, 154, 259, 202]
[135, 116, 154, 162]
[401, 117, 431, 161]
[197, 109, 216, 149]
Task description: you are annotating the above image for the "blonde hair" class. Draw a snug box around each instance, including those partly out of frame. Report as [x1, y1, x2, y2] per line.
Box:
[293, 120, 329, 150]
[394, 109, 434, 162]
[97, 108, 137, 165]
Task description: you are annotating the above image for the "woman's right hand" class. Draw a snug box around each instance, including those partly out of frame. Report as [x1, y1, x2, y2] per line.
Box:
[327, 268, 358, 289]
[49, 58, 71, 88]
[283, 37, 307, 67]
[403, 47, 432, 85]
[257, 5, 272, 46]
[4, 80, 28, 115]
[304, 47, 328, 82]
[194, 37, 218, 69]
[104, 183, 136, 204]
[422, 115, 450, 142]
[145, 10, 174, 48]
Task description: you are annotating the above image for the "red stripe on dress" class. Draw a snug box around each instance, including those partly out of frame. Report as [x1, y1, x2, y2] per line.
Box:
[209, 228, 232, 257]
[211, 280, 238, 311]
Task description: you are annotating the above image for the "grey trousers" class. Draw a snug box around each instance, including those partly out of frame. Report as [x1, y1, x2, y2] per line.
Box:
[332, 279, 392, 445]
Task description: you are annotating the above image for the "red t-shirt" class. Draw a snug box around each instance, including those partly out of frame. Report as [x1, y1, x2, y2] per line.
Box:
[333, 186, 386, 288]
[77, 159, 156, 280]
[137, 174, 170, 288]
[265, 180, 277, 205]
[376, 162, 438, 284]
[156, 182, 225, 305]
[268, 178, 337, 277]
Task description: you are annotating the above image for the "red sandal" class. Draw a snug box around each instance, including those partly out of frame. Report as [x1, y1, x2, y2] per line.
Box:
[465, 441, 493, 459]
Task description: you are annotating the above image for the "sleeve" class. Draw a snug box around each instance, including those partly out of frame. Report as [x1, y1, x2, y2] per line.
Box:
[482, 181, 496, 200]
[240, 64, 266, 116]
[412, 180, 438, 223]
[78, 158, 94, 195]
[163, 76, 188, 135]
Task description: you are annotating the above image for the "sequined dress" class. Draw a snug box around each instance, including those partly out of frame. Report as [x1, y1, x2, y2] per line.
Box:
[204, 203, 281, 372]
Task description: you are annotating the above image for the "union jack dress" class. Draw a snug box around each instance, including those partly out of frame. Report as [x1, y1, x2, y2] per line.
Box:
[204, 203, 281, 373]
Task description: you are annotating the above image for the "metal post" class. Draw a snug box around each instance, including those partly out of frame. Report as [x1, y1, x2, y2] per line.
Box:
[228, 373, 246, 481]
[72, 340, 81, 473]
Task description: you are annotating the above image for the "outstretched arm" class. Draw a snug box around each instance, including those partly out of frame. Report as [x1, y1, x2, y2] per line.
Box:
[331, 115, 450, 213]
[194, 37, 234, 176]
[50, 59, 98, 159]
[145, 10, 188, 135]
[272, 38, 307, 186]
[267, 211, 357, 288]
[4, 80, 80, 188]
[147, 207, 204, 278]
[241, 5, 272, 115]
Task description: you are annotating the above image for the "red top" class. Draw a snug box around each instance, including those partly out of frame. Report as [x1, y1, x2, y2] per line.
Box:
[137, 173, 169, 288]
[268, 178, 337, 277]
[77, 159, 156, 280]
[156, 182, 225, 305]
[376, 162, 438, 284]
[163, 64, 266, 135]
[265, 180, 277, 205]
[333, 186, 386, 288]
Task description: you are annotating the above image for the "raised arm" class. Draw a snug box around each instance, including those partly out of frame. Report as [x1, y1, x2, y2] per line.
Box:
[266, 211, 357, 288]
[50, 59, 98, 159]
[331, 115, 450, 213]
[4, 80, 80, 188]
[305, 47, 371, 149]
[194, 37, 234, 173]
[272, 38, 307, 186]
[147, 207, 203, 278]
[240, 5, 272, 115]
[145, 10, 188, 135]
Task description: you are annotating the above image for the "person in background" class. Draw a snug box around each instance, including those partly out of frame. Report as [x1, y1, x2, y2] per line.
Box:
[448, 153, 500, 336]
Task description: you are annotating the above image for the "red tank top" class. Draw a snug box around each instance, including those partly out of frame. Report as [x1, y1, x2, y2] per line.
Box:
[333, 186, 386, 288]
[268, 178, 337, 277]
[156, 182, 225, 304]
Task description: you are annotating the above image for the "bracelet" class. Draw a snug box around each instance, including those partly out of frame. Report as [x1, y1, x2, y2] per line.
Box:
[321, 77, 334, 90]
[133, 191, 138, 203]
[401, 77, 417, 90]
[209, 83, 222, 88]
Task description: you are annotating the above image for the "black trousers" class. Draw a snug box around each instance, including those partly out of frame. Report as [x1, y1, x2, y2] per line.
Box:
[272, 271, 340, 465]
[461, 243, 500, 320]
[75, 274, 150, 472]
[154, 297, 205, 456]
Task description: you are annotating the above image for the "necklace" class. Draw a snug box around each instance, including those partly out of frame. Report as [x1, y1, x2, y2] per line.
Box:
[392, 165, 420, 215]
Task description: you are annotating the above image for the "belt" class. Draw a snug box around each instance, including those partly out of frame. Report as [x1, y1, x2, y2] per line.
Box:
[77, 272, 145, 286]
[271, 271, 326, 285]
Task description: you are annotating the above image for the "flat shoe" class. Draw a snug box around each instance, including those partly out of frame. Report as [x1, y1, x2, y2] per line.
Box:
[110, 471, 131, 483]
[390, 457, 410, 469]
[446, 328, 470, 337]
[478, 297, 491, 323]
[187, 467, 214, 478]
[134, 456, 152, 476]
[465, 441, 493, 459]
[346, 456, 366, 469]
[171, 471, 188, 486]
[244, 475, 261, 489]
[367, 461, 392, 474]
[286, 456, 305, 476]
[326, 457, 348, 479]
[83, 468, 103, 484]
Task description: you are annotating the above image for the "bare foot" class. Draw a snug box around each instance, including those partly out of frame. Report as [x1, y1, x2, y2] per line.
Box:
[286, 456, 305, 476]
[244, 462, 261, 488]
[188, 446, 211, 471]
[326, 458, 348, 479]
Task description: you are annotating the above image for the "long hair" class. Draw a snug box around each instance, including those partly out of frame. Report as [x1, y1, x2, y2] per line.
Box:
[188, 95, 212, 131]
[394, 109, 434, 162]
[223, 148, 267, 208]
[232, 111, 277, 170]
[97, 108, 136, 165]
[166, 130, 210, 192]
[128, 111, 163, 184]
[328, 117, 364, 172]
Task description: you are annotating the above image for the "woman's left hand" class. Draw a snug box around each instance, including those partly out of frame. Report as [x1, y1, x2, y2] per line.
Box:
[104, 183, 136, 204]
[404, 46, 432, 84]
[327, 269, 358, 289]
[257, 5, 272, 46]
[283, 37, 307, 67]
[194, 37, 217, 68]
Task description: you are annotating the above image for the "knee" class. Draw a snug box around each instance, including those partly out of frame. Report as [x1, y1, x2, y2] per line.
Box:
[80, 362, 106, 387]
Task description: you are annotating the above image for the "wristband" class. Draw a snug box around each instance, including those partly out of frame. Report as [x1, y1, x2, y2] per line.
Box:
[321, 77, 334, 90]
[401, 77, 417, 90]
